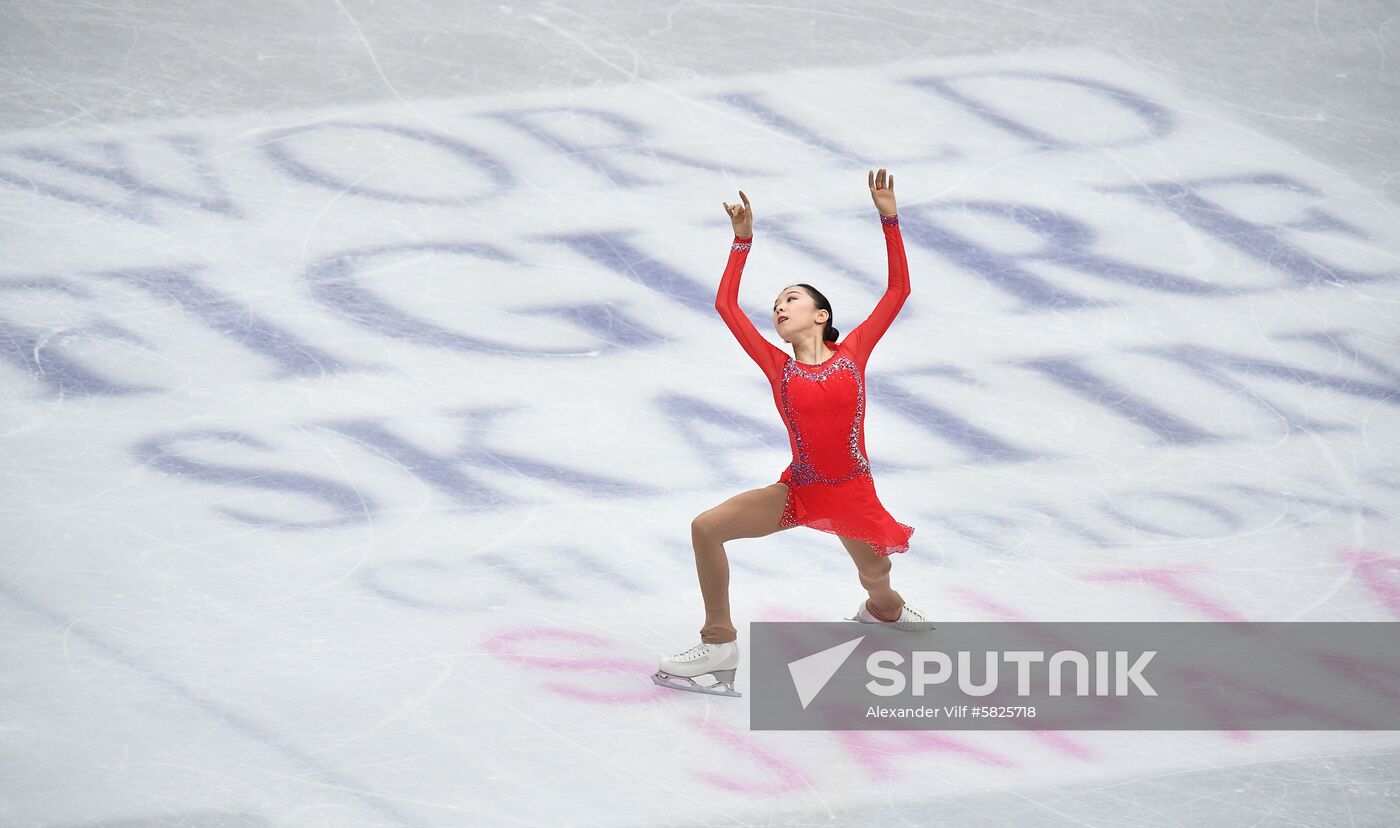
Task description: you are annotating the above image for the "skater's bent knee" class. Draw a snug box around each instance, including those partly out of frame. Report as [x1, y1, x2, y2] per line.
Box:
[691, 512, 720, 543]
[693, 509, 745, 545]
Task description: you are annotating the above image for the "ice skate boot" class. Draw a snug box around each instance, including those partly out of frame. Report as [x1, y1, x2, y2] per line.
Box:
[652, 640, 742, 698]
[848, 599, 936, 631]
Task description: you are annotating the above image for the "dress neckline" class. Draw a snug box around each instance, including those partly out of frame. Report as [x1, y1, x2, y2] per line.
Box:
[792, 342, 840, 367]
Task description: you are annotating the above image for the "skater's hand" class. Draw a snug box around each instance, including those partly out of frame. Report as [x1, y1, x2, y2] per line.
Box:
[869, 168, 896, 217]
[723, 190, 752, 239]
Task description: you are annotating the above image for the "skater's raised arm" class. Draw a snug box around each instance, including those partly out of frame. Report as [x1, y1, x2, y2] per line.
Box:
[842, 168, 911, 367]
[715, 190, 785, 380]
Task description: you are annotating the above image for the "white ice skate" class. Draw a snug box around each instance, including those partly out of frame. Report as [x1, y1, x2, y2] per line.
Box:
[652, 640, 742, 698]
[848, 600, 936, 631]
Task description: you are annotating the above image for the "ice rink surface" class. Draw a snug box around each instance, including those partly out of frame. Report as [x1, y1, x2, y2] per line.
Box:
[1, 1, 1398, 825]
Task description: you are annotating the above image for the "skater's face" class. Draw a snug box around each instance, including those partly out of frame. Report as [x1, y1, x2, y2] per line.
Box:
[773, 285, 827, 340]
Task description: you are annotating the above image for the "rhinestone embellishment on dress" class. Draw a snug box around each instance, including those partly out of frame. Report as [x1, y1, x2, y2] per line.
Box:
[778, 355, 871, 487]
[731, 240, 752, 251]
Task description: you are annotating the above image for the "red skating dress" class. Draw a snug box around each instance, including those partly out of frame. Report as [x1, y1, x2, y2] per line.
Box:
[715, 213, 914, 556]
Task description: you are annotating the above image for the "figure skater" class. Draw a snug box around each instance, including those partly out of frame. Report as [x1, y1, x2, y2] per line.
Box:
[652, 168, 932, 698]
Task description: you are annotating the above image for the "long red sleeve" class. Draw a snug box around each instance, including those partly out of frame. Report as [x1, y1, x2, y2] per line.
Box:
[842, 214, 911, 367]
[716, 215, 910, 378]
[715, 233, 787, 381]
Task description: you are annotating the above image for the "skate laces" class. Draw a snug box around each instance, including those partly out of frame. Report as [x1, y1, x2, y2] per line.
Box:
[868, 602, 926, 623]
[673, 642, 713, 661]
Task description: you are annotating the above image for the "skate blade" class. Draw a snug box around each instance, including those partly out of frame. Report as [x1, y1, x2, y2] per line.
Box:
[651, 670, 742, 698]
[846, 614, 936, 631]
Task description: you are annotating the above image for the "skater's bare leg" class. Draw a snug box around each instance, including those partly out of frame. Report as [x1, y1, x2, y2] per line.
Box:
[839, 535, 904, 621]
[690, 482, 792, 643]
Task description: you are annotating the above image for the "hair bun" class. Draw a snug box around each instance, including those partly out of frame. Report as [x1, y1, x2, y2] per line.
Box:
[826, 326, 840, 342]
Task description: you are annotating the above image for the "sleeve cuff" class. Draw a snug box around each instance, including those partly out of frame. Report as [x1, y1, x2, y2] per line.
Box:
[880, 214, 898, 227]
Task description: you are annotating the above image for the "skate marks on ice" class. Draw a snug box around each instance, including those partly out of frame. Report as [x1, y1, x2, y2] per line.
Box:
[2, 44, 1399, 826]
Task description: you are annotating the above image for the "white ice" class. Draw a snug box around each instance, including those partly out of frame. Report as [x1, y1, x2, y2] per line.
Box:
[1, 1, 1398, 826]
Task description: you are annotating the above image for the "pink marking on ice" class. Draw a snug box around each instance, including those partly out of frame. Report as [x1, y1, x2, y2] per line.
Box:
[951, 587, 1101, 761]
[1311, 651, 1400, 702]
[484, 627, 639, 671]
[753, 605, 824, 622]
[836, 730, 1018, 779]
[1081, 565, 1248, 622]
[1175, 665, 1373, 738]
[547, 681, 657, 704]
[1339, 548, 1400, 619]
[1023, 730, 1098, 760]
[950, 587, 1032, 620]
[484, 626, 668, 704]
[689, 715, 811, 795]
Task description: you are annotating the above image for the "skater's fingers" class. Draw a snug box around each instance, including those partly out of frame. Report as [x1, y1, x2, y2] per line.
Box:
[739, 190, 749, 206]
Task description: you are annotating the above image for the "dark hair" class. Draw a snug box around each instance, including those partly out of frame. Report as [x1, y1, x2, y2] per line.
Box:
[794, 283, 839, 342]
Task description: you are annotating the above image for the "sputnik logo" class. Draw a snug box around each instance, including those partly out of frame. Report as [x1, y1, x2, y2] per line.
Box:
[787, 635, 865, 709]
